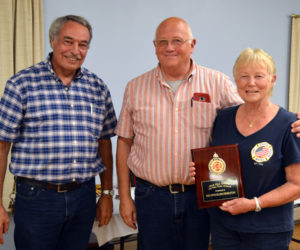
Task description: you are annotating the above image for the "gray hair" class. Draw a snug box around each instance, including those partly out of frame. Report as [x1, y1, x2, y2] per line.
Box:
[49, 15, 92, 44]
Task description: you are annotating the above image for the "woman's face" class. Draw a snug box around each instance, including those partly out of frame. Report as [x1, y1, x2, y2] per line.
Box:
[234, 63, 276, 104]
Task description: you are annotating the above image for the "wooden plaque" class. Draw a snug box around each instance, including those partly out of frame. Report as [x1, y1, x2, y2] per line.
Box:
[191, 144, 244, 209]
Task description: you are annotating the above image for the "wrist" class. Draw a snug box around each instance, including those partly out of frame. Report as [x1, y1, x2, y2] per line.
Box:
[254, 197, 262, 212]
[101, 189, 114, 197]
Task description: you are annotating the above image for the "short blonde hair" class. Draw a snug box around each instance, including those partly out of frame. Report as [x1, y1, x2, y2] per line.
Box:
[233, 48, 276, 78]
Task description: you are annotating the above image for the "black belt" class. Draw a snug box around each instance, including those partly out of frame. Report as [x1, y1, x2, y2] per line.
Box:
[15, 176, 83, 193]
[135, 177, 195, 194]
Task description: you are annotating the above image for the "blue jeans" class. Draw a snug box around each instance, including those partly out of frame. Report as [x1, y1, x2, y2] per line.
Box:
[14, 177, 96, 250]
[210, 215, 293, 250]
[135, 181, 210, 250]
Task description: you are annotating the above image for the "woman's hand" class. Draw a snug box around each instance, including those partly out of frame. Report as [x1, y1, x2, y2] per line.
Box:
[219, 198, 256, 215]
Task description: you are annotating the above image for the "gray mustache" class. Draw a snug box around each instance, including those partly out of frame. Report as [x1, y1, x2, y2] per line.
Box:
[66, 53, 82, 60]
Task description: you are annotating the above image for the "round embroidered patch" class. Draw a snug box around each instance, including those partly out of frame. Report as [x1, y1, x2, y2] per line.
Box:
[251, 142, 273, 163]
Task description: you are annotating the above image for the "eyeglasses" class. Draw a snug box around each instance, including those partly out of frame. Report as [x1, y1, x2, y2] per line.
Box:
[155, 38, 192, 48]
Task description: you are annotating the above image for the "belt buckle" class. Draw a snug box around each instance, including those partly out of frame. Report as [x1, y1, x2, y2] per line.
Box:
[57, 185, 67, 193]
[169, 184, 185, 194]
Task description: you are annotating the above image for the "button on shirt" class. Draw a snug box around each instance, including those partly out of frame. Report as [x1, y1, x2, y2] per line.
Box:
[115, 60, 242, 186]
[0, 53, 117, 183]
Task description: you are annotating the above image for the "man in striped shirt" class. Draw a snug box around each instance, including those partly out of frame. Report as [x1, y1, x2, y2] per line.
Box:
[0, 15, 117, 249]
[115, 17, 300, 250]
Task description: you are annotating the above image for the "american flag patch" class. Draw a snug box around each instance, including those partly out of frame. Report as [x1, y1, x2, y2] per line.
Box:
[251, 142, 273, 163]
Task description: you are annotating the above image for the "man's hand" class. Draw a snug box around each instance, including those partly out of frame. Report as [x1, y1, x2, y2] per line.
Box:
[95, 195, 113, 227]
[291, 112, 300, 138]
[187, 162, 196, 184]
[0, 205, 9, 244]
[119, 196, 137, 230]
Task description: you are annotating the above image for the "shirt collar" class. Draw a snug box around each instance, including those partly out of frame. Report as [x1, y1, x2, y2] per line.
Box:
[155, 58, 196, 84]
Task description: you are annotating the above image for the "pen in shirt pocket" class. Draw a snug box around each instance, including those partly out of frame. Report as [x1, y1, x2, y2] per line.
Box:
[90, 104, 93, 114]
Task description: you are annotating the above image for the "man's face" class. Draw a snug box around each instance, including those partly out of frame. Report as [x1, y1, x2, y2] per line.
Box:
[50, 20, 90, 76]
[154, 20, 195, 72]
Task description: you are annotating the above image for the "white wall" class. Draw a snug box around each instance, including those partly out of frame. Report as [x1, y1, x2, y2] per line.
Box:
[43, 0, 300, 185]
[43, 0, 300, 111]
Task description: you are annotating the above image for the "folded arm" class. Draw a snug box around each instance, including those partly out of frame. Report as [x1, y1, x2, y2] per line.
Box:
[220, 163, 300, 215]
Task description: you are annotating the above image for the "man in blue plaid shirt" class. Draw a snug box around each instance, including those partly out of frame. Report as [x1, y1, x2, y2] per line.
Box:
[0, 15, 117, 249]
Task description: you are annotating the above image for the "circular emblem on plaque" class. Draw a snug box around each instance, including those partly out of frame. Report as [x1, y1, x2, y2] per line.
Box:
[208, 152, 226, 175]
[251, 142, 273, 163]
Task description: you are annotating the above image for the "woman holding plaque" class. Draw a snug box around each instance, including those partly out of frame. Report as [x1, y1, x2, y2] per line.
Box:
[190, 48, 300, 250]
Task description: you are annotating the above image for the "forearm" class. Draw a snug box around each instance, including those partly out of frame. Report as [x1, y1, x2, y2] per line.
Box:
[0, 141, 11, 206]
[98, 139, 113, 190]
[0, 167, 6, 207]
[258, 181, 300, 209]
[258, 163, 300, 209]
[116, 137, 133, 199]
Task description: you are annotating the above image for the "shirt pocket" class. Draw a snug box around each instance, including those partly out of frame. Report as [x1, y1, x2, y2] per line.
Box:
[87, 103, 105, 138]
[192, 101, 217, 129]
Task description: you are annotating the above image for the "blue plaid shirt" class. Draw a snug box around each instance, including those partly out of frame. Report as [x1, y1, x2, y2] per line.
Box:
[0, 53, 117, 183]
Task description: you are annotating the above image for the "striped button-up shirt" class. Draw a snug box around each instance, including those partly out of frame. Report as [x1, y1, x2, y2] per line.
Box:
[0, 53, 117, 183]
[115, 60, 242, 186]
